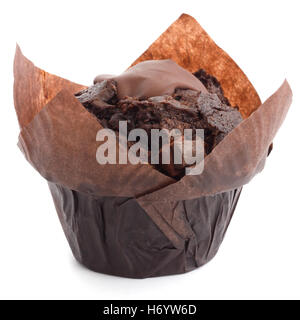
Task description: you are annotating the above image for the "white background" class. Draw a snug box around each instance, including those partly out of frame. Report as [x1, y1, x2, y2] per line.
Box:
[0, 0, 299, 300]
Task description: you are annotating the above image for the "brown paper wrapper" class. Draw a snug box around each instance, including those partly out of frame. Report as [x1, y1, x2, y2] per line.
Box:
[14, 14, 292, 278]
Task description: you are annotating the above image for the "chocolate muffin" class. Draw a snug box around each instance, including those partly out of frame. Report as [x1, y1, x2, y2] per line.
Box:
[75, 60, 243, 178]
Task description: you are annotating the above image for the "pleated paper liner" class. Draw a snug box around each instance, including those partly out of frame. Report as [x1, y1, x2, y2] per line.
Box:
[14, 14, 292, 278]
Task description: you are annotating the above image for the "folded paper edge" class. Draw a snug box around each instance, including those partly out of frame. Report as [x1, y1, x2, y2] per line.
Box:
[137, 79, 293, 204]
[130, 13, 262, 118]
[18, 88, 176, 197]
[13, 44, 86, 129]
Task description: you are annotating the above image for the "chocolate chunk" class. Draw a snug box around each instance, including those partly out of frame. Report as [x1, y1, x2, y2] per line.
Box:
[197, 93, 243, 134]
[193, 69, 231, 105]
[94, 59, 207, 99]
[75, 79, 118, 107]
[117, 97, 196, 134]
[173, 88, 200, 109]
